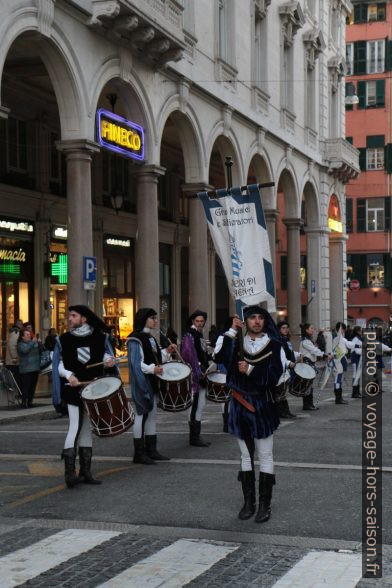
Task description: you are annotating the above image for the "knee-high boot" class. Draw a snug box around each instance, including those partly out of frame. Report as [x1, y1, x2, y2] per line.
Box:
[79, 447, 102, 484]
[238, 471, 256, 520]
[189, 420, 210, 447]
[255, 472, 275, 523]
[145, 435, 170, 461]
[133, 438, 156, 464]
[335, 386, 348, 404]
[302, 392, 318, 411]
[352, 385, 362, 398]
[61, 448, 81, 489]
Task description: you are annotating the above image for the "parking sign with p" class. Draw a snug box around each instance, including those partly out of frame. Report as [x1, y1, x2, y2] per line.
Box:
[83, 256, 97, 290]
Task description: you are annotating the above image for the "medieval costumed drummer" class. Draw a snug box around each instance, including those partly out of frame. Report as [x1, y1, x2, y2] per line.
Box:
[276, 320, 301, 419]
[52, 305, 116, 488]
[350, 326, 363, 398]
[215, 306, 285, 523]
[181, 310, 211, 447]
[299, 323, 332, 410]
[127, 308, 177, 464]
[332, 322, 362, 405]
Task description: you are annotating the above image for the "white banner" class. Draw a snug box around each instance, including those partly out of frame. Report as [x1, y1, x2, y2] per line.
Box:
[197, 184, 276, 313]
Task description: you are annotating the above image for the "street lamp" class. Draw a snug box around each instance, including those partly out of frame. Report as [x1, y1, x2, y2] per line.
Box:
[110, 188, 124, 214]
[345, 82, 359, 106]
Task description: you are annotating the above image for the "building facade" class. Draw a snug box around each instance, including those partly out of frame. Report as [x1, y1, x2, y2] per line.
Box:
[0, 0, 357, 355]
[346, 0, 392, 328]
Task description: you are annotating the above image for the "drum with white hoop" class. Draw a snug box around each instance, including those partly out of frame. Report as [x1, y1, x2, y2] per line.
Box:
[273, 370, 291, 402]
[206, 372, 230, 403]
[81, 376, 135, 437]
[157, 361, 192, 412]
[289, 363, 316, 397]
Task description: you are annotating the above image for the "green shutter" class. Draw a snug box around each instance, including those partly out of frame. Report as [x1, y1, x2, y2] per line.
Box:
[385, 144, 392, 173]
[386, 40, 392, 71]
[281, 255, 287, 291]
[384, 253, 391, 290]
[385, 196, 391, 230]
[357, 198, 366, 232]
[354, 41, 367, 74]
[357, 80, 366, 109]
[346, 136, 353, 144]
[376, 80, 385, 107]
[358, 148, 367, 171]
[367, 135, 385, 148]
[354, 4, 367, 23]
[346, 198, 353, 232]
[351, 253, 368, 287]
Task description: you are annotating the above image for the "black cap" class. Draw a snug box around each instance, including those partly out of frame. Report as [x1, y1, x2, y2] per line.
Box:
[187, 310, 207, 328]
[134, 308, 157, 332]
[68, 305, 108, 332]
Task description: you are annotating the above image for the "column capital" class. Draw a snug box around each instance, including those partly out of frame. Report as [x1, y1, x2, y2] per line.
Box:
[264, 208, 279, 222]
[56, 139, 100, 155]
[283, 217, 303, 229]
[181, 183, 214, 199]
[329, 232, 349, 243]
[304, 225, 330, 236]
[0, 105, 10, 119]
[134, 164, 166, 180]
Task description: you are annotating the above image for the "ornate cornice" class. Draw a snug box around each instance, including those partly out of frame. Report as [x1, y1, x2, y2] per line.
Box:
[279, 2, 305, 48]
[303, 28, 326, 70]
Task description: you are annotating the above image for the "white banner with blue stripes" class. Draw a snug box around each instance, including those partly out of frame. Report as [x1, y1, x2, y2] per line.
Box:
[197, 184, 276, 312]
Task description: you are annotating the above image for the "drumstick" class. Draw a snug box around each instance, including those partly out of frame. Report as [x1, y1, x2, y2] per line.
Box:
[65, 381, 93, 386]
[86, 357, 128, 369]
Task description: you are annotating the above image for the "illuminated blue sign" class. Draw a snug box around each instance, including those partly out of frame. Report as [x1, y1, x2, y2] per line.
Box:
[97, 108, 145, 161]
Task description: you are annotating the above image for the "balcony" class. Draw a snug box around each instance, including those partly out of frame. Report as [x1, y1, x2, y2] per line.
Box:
[324, 138, 360, 183]
[88, 0, 186, 68]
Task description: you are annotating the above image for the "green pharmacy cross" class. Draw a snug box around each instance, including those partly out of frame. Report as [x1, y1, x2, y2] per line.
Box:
[51, 253, 68, 284]
[0, 262, 21, 275]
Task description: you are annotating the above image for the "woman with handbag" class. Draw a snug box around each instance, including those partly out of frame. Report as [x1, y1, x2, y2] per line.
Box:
[17, 328, 40, 408]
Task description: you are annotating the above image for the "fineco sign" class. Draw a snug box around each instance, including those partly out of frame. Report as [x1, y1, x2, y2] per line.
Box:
[97, 108, 145, 161]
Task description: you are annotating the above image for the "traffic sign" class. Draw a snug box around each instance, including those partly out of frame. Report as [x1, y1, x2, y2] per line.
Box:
[83, 256, 96, 290]
[349, 279, 360, 292]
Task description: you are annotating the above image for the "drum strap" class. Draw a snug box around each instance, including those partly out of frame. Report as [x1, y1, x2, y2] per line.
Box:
[230, 389, 256, 413]
[245, 351, 272, 365]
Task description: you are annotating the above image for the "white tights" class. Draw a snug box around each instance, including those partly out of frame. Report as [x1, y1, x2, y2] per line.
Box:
[188, 387, 206, 421]
[133, 395, 157, 439]
[64, 404, 92, 449]
[237, 435, 274, 474]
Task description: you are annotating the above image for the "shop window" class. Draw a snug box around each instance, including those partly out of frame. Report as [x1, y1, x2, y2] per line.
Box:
[367, 198, 385, 231]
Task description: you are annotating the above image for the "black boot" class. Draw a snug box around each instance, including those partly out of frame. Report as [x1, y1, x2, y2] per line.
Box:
[133, 438, 156, 464]
[61, 448, 81, 489]
[238, 471, 256, 520]
[255, 472, 275, 523]
[303, 392, 318, 411]
[222, 413, 229, 433]
[189, 421, 211, 447]
[78, 447, 102, 484]
[352, 385, 362, 398]
[145, 435, 170, 461]
[279, 399, 296, 419]
[335, 386, 348, 404]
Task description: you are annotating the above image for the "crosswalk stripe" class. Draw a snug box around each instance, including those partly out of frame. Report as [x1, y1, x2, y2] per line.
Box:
[271, 550, 362, 588]
[98, 538, 239, 587]
[0, 529, 121, 588]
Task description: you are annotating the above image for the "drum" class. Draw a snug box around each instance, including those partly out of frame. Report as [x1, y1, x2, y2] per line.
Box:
[289, 363, 316, 397]
[157, 361, 192, 412]
[206, 372, 230, 403]
[273, 370, 291, 402]
[81, 376, 135, 437]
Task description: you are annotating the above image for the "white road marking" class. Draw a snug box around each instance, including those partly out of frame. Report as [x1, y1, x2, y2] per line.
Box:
[0, 529, 120, 587]
[271, 550, 362, 588]
[98, 538, 238, 587]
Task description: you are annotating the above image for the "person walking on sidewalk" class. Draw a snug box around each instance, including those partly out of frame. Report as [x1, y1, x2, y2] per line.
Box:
[299, 323, 332, 411]
[5, 320, 23, 386]
[17, 327, 40, 408]
[215, 306, 284, 524]
[127, 308, 176, 464]
[52, 305, 115, 489]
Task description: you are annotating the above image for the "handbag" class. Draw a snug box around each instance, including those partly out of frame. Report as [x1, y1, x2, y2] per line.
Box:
[39, 349, 52, 370]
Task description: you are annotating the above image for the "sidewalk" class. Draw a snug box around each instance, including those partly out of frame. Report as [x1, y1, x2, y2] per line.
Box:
[0, 395, 55, 424]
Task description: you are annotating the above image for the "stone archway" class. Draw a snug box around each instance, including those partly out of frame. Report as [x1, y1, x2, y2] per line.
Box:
[302, 181, 323, 328]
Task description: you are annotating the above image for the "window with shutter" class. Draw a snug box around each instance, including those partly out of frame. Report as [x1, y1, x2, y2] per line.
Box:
[354, 41, 367, 74]
[385, 197, 391, 230]
[376, 79, 385, 107]
[357, 199, 366, 232]
[357, 80, 366, 109]
[346, 198, 353, 233]
[358, 148, 367, 171]
[385, 144, 392, 173]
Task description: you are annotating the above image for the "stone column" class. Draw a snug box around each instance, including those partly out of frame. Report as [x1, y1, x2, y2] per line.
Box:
[304, 226, 327, 330]
[134, 165, 165, 313]
[264, 208, 279, 278]
[93, 218, 104, 317]
[182, 183, 211, 317]
[329, 233, 348, 327]
[283, 218, 302, 336]
[57, 140, 99, 307]
[34, 217, 51, 337]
